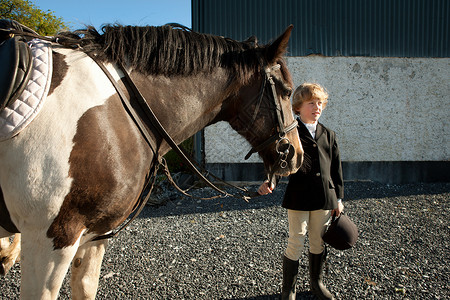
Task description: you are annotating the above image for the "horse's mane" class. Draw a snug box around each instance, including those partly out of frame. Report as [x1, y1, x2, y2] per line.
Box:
[56, 24, 267, 84]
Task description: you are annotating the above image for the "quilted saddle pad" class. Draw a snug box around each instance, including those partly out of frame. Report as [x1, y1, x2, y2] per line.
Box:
[0, 39, 52, 141]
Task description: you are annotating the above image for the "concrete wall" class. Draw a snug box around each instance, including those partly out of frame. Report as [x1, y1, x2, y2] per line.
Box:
[204, 56, 450, 183]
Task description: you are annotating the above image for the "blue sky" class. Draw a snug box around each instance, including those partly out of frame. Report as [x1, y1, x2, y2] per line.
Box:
[33, 0, 191, 30]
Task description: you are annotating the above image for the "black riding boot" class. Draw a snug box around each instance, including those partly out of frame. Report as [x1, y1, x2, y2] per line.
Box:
[281, 255, 299, 300]
[309, 251, 334, 300]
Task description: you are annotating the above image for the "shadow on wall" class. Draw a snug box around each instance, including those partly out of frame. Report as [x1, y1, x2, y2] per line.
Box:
[343, 161, 450, 184]
[203, 161, 450, 185]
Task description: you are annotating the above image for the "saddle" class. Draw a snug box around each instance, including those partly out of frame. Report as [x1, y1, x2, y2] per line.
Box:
[0, 19, 34, 110]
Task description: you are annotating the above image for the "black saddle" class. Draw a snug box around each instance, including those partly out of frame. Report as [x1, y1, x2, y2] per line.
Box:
[0, 20, 34, 110]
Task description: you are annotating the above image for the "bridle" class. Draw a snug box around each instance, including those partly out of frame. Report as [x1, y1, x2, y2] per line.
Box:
[244, 64, 298, 175]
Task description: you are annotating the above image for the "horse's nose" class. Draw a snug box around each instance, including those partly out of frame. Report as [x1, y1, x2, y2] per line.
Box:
[275, 137, 291, 155]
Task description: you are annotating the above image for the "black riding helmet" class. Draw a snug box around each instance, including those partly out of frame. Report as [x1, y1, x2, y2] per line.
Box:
[322, 213, 358, 250]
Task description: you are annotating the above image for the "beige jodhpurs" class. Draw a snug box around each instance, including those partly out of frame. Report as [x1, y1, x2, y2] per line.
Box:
[284, 209, 331, 261]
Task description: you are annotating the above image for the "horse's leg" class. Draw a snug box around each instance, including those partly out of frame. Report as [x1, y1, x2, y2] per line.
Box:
[0, 233, 21, 275]
[70, 239, 108, 300]
[20, 230, 80, 300]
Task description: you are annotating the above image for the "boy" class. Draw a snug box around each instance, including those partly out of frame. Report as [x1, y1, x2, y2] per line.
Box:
[258, 83, 344, 300]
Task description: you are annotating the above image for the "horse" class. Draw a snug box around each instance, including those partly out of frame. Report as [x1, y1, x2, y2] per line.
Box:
[0, 23, 302, 299]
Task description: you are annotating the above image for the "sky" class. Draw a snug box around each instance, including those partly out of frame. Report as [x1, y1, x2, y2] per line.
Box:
[33, 0, 191, 30]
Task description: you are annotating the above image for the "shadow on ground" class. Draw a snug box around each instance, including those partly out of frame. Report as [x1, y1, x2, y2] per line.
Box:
[140, 181, 449, 219]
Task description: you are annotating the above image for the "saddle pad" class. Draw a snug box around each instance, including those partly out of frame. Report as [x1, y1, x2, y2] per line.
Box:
[0, 39, 52, 141]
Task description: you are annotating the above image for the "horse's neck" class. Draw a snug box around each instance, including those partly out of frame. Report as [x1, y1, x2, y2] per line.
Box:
[131, 69, 232, 152]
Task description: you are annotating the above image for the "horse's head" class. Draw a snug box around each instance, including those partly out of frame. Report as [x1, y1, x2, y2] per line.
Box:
[226, 25, 303, 181]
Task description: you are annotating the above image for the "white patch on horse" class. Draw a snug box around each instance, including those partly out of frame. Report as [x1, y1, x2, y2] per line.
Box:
[0, 47, 119, 231]
[20, 229, 85, 299]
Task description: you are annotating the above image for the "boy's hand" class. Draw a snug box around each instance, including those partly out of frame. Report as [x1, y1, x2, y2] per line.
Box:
[257, 180, 275, 195]
[331, 201, 344, 217]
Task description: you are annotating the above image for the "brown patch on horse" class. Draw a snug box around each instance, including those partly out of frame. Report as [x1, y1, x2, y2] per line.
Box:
[48, 51, 68, 96]
[0, 186, 19, 233]
[47, 94, 153, 249]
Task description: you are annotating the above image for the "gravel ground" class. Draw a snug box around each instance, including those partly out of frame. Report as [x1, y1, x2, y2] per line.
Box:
[1, 181, 449, 300]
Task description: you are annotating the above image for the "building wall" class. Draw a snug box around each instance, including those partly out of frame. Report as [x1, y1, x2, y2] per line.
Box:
[204, 56, 450, 183]
[192, 0, 449, 58]
[193, 0, 450, 183]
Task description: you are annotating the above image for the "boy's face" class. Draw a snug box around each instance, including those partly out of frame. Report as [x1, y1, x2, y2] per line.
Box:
[296, 97, 323, 124]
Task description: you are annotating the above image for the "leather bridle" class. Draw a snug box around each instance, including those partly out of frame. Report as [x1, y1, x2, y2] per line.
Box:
[244, 64, 298, 173]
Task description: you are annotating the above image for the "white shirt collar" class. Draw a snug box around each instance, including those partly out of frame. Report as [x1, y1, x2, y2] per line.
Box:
[299, 118, 318, 139]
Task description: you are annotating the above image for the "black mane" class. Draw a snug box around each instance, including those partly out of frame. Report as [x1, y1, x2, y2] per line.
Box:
[57, 24, 265, 83]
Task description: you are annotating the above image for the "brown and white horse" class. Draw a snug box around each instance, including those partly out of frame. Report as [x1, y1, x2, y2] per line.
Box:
[0, 24, 302, 299]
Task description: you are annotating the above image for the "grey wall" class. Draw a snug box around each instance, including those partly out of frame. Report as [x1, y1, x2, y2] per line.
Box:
[193, 0, 450, 183]
[204, 56, 450, 183]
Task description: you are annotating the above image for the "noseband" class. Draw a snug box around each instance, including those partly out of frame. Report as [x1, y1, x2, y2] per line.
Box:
[244, 64, 298, 170]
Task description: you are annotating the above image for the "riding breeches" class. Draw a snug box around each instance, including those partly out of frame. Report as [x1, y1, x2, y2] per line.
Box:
[284, 209, 331, 261]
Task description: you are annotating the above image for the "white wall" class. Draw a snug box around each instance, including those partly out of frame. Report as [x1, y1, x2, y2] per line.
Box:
[205, 56, 450, 164]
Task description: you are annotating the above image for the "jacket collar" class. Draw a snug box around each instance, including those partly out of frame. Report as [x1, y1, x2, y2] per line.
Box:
[315, 122, 324, 140]
[297, 117, 324, 141]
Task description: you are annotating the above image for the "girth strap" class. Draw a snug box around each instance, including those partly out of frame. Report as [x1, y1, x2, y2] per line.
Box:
[91, 159, 159, 241]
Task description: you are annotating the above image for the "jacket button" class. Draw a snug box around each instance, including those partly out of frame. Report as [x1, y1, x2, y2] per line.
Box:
[315, 172, 320, 177]
[313, 144, 317, 147]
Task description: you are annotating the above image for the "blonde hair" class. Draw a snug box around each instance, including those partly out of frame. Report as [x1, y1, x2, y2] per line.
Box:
[292, 83, 329, 115]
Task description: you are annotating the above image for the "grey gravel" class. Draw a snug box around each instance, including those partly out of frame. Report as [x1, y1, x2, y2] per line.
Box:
[1, 181, 449, 299]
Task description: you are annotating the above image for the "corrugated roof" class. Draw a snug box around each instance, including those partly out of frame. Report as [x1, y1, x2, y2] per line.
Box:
[192, 0, 449, 57]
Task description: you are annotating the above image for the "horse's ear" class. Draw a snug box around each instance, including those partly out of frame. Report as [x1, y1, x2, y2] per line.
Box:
[265, 25, 293, 63]
[243, 35, 258, 47]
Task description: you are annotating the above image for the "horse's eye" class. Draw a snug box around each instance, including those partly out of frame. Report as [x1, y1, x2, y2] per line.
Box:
[286, 88, 293, 98]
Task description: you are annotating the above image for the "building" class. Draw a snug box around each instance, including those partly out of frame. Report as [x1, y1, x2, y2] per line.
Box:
[191, 0, 449, 184]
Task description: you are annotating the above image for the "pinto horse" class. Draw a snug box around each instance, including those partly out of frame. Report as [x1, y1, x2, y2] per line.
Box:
[0, 23, 302, 299]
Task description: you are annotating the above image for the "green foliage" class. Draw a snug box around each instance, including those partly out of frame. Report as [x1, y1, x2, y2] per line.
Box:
[0, 0, 68, 35]
[163, 137, 194, 174]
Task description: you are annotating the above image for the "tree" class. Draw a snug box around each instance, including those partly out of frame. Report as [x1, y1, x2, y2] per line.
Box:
[0, 0, 68, 35]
